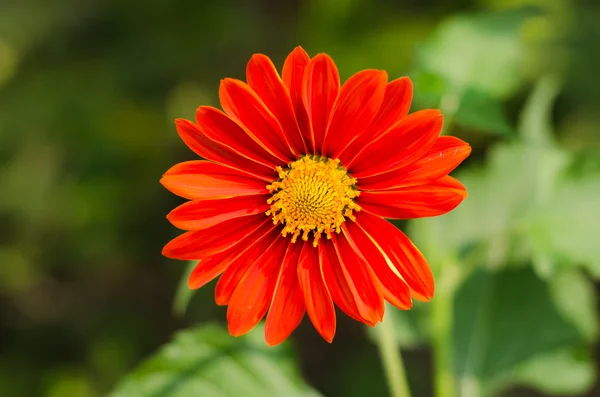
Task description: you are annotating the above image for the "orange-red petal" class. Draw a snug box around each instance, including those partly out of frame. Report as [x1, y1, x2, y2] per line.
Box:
[339, 77, 413, 163]
[282, 47, 312, 152]
[358, 136, 472, 191]
[161, 161, 269, 201]
[297, 241, 336, 342]
[219, 78, 295, 162]
[214, 225, 281, 305]
[347, 109, 443, 178]
[174, 118, 276, 181]
[167, 194, 270, 230]
[227, 235, 289, 337]
[247, 54, 307, 155]
[302, 54, 340, 153]
[342, 222, 412, 310]
[358, 176, 468, 219]
[322, 70, 387, 159]
[264, 242, 305, 346]
[162, 214, 265, 260]
[196, 106, 282, 169]
[320, 238, 383, 326]
[187, 219, 275, 289]
[356, 211, 434, 301]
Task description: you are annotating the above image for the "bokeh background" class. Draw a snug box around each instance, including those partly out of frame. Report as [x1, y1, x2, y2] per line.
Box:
[1, 0, 600, 396]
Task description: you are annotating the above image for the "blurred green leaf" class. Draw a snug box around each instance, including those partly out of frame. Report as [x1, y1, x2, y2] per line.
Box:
[549, 268, 598, 341]
[504, 348, 596, 396]
[453, 267, 583, 387]
[172, 261, 197, 318]
[525, 175, 600, 279]
[418, 7, 541, 98]
[454, 88, 514, 136]
[109, 324, 320, 397]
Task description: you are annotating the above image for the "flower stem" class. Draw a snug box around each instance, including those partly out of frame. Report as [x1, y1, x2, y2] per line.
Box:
[375, 315, 413, 397]
[432, 289, 456, 397]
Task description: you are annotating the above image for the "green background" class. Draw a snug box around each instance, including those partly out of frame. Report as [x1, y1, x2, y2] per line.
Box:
[1, 0, 600, 396]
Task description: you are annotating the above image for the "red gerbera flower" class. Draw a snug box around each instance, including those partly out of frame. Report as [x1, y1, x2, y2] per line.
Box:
[161, 46, 471, 346]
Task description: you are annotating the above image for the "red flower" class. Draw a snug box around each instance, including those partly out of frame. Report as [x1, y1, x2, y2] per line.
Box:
[162, 47, 471, 345]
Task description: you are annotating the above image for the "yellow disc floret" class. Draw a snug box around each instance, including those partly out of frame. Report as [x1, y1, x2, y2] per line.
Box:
[266, 155, 360, 246]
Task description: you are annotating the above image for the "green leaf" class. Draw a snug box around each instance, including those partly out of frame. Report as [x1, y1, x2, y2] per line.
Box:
[504, 348, 596, 396]
[172, 261, 197, 318]
[525, 176, 600, 278]
[454, 88, 514, 136]
[109, 324, 321, 397]
[549, 269, 598, 341]
[418, 7, 541, 98]
[453, 267, 583, 387]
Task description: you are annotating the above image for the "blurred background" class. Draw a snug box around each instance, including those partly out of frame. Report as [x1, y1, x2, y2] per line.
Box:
[1, 0, 600, 396]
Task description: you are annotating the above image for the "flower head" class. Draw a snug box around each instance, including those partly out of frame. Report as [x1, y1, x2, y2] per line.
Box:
[161, 47, 471, 345]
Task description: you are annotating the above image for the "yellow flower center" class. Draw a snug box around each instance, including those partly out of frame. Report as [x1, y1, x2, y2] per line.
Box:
[266, 156, 360, 246]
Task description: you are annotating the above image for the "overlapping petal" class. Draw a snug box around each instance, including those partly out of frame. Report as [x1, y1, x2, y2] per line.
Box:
[227, 235, 289, 337]
[347, 109, 443, 178]
[161, 160, 269, 200]
[339, 77, 413, 163]
[358, 176, 467, 219]
[264, 242, 305, 346]
[196, 106, 282, 169]
[342, 222, 412, 310]
[247, 54, 307, 155]
[356, 211, 434, 301]
[187, 219, 275, 289]
[358, 136, 471, 190]
[215, 225, 281, 305]
[175, 119, 276, 181]
[282, 47, 312, 151]
[297, 241, 336, 342]
[302, 54, 340, 152]
[162, 214, 266, 260]
[322, 70, 387, 158]
[219, 78, 296, 162]
[167, 194, 270, 230]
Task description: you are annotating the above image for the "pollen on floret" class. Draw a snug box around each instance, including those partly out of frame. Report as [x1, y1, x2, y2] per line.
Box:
[266, 155, 360, 246]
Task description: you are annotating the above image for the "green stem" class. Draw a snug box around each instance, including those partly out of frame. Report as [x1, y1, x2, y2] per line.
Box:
[375, 315, 413, 397]
[432, 288, 456, 397]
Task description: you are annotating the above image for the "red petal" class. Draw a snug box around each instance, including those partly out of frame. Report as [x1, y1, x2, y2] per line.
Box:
[298, 241, 336, 342]
[319, 239, 379, 326]
[196, 106, 282, 169]
[358, 136, 471, 190]
[282, 47, 313, 153]
[332, 233, 384, 324]
[247, 54, 307, 155]
[302, 54, 340, 153]
[264, 242, 305, 346]
[356, 211, 434, 301]
[220, 78, 295, 162]
[358, 176, 468, 219]
[175, 119, 276, 181]
[214, 225, 281, 305]
[162, 214, 266, 260]
[339, 77, 413, 163]
[227, 235, 289, 337]
[160, 160, 269, 200]
[322, 70, 387, 159]
[187, 219, 276, 289]
[167, 194, 270, 230]
[342, 222, 412, 310]
[347, 109, 443, 178]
